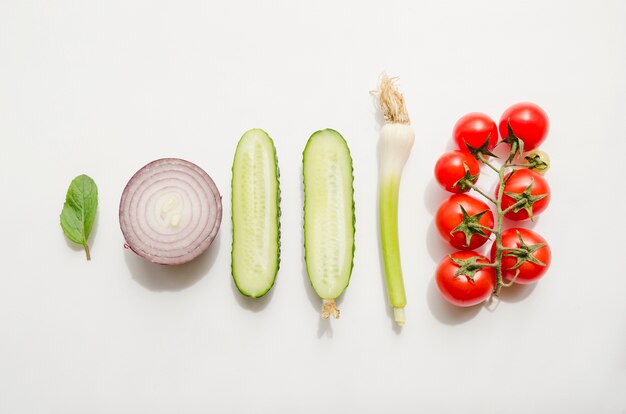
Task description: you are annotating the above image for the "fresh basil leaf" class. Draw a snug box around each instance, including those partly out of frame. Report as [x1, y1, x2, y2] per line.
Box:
[60, 174, 98, 260]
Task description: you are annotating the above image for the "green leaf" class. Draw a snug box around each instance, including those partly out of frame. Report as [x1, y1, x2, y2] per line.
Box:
[60, 175, 98, 260]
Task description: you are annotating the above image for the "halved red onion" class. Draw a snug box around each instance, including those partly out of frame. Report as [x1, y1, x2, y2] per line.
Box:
[119, 158, 222, 265]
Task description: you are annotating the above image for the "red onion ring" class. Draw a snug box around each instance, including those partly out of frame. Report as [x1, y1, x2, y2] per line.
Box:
[119, 158, 222, 265]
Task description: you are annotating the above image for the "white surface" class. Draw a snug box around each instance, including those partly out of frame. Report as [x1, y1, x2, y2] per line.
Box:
[1, 0, 625, 412]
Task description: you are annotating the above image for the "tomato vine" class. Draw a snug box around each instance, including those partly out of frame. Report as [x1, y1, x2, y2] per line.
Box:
[434, 105, 552, 307]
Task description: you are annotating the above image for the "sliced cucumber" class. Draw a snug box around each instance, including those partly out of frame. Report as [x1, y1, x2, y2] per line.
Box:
[303, 129, 355, 318]
[231, 129, 280, 298]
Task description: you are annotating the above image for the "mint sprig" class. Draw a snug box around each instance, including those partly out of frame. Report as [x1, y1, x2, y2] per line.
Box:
[60, 175, 98, 260]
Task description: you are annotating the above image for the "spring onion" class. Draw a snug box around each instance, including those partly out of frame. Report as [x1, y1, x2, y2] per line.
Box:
[375, 74, 415, 326]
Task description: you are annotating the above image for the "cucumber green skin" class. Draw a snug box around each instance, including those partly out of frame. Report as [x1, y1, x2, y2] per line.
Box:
[231, 129, 280, 298]
[303, 129, 355, 300]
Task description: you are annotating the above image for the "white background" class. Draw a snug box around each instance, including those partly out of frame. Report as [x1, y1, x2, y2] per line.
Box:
[1, 0, 625, 412]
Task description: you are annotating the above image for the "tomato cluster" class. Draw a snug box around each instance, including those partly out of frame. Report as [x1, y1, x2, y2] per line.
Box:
[433, 103, 552, 307]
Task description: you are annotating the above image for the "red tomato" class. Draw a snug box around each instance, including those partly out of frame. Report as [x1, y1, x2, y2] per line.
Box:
[436, 251, 495, 307]
[434, 151, 480, 193]
[499, 102, 549, 151]
[498, 169, 550, 221]
[490, 228, 551, 284]
[436, 194, 494, 250]
[453, 112, 498, 154]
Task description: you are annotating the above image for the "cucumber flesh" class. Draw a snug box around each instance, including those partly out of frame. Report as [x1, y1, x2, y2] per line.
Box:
[303, 129, 355, 306]
[231, 129, 280, 298]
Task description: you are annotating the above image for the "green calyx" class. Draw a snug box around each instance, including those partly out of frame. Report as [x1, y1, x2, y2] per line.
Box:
[503, 231, 546, 269]
[504, 179, 547, 220]
[450, 205, 491, 247]
[525, 153, 549, 172]
[499, 121, 525, 163]
[465, 135, 497, 159]
[453, 163, 479, 192]
[450, 255, 489, 282]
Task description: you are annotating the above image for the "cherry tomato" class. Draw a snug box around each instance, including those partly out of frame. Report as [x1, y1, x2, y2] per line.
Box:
[498, 169, 550, 221]
[526, 150, 550, 175]
[499, 102, 549, 151]
[434, 151, 480, 193]
[436, 251, 495, 307]
[436, 194, 494, 250]
[490, 228, 551, 284]
[453, 112, 498, 154]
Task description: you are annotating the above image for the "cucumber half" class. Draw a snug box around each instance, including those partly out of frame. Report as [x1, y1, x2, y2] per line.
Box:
[231, 129, 280, 298]
[303, 129, 355, 318]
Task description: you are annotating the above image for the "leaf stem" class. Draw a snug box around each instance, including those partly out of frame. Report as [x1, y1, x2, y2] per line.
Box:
[83, 243, 91, 261]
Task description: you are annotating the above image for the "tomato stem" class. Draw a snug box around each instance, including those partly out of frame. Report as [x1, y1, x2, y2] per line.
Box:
[473, 152, 527, 295]
[493, 163, 507, 295]
[501, 269, 521, 287]
[476, 223, 497, 233]
[502, 198, 527, 215]
[478, 154, 500, 173]
[474, 152, 540, 295]
[466, 182, 497, 204]
[475, 153, 511, 296]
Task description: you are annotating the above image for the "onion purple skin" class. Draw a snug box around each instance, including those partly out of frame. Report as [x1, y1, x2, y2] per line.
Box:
[119, 158, 222, 266]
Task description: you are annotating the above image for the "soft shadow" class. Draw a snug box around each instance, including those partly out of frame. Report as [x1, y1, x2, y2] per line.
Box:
[317, 318, 333, 338]
[502, 216, 540, 230]
[89, 210, 99, 250]
[424, 178, 449, 215]
[498, 282, 538, 303]
[444, 138, 457, 151]
[492, 142, 511, 160]
[64, 237, 84, 252]
[231, 278, 275, 312]
[301, 261, 340, 339]
[302, 235, 339, 339]
[125, 233, 221, 291]
[483, 295, 501, 312]
[426, 277, 481, 325]
[426, 221, 450, 263]
[489, 179, 500, 199]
